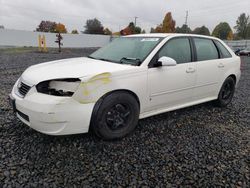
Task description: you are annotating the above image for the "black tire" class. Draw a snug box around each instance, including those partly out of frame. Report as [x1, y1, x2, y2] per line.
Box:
[215, 77, 235, 107]
[90, 92, 140, 140]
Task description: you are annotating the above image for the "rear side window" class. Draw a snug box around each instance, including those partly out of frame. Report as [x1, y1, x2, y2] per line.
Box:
[194, 38, 219, 61]
[214, 40, 232, 58]
[158, 38, 191, 64]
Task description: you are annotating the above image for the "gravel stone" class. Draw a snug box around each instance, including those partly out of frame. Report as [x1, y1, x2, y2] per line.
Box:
[0, 48, 249, 187]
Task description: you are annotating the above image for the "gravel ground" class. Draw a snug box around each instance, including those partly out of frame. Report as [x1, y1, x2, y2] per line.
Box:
[0, 48, 249, 187]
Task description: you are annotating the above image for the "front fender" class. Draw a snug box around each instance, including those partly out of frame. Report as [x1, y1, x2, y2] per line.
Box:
[72, 71, 148, 112]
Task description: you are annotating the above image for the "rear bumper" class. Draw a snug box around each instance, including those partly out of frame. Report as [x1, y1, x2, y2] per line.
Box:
[10, 82, 95, 135]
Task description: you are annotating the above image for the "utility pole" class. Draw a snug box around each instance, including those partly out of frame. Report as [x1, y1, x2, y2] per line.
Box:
[134, 16, 138, 27]
[185, 11, 188, 25]
[184, 11, 189, 33]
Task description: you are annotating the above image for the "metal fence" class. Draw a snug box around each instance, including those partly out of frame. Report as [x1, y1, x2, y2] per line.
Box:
[0, 29, 111, 48]
[1, 29, 249, 50]
[224, 40, 250, 51]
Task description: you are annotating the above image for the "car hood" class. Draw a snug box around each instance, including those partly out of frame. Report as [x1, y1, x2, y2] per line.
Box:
[21, 57, 136, 85]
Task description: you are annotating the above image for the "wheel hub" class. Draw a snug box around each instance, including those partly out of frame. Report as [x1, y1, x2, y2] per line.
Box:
[106, 104, 131, 130]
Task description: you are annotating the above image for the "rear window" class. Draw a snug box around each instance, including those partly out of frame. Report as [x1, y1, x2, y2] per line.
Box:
[194, 38, 219, 61]
[214, 40, 232, 58]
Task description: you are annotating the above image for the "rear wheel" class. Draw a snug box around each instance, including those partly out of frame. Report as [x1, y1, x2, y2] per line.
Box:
[91, 92, 139, 140]
[215, 77, 235, 107]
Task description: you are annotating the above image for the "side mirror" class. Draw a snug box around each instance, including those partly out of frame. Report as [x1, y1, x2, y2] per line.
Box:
[157, 56, 177, 67]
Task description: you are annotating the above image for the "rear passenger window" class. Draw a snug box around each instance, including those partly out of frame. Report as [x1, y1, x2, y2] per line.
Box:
[214, 40, 232, 58]
[158, 38, 191, 64]
[194, 38, 219, 61]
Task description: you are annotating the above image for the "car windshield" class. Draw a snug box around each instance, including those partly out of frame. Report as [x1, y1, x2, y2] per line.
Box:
[88, 37, 163, 66]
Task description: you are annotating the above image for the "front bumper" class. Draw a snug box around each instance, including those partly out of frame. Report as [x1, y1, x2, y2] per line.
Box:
[10, 81, 95, 135]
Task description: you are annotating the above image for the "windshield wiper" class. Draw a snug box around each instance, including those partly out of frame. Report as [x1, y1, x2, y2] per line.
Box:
[99, 58, 115, 63]
[87, 55, 96, 60]
[88, 56, 114, 63]
[120, 57, 141, 66]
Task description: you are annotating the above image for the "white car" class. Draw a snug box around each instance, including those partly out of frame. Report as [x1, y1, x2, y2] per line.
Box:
[9, 34, 241, 140]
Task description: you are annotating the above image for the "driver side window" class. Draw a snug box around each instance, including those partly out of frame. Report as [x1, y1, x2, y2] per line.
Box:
[158, 38, 192, 64]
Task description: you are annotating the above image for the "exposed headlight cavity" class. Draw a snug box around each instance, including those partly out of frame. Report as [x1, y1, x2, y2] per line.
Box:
[36, 78, 81, 97]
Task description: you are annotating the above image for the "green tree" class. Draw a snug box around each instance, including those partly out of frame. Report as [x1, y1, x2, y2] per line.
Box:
[247, 25, 250, 39]
[71, 29, 79, 34]
[176, 24, 191, 33]
[84, 18, 104, 34]
[141, 29, 146, 34]
[212, 22, 233, 40]
[36, 20, 57, 33]
[120, 22, 142, 35]
[134, 26, 142, 34]
[104, 28, 112, 35]
[234, 13, 250, 39]
[192, 26, 210, 36]
[150, 27, 156, 33]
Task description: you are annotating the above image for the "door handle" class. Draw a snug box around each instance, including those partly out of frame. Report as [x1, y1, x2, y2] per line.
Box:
[218, 63, 225, 68]
[186, 68, 196, 73]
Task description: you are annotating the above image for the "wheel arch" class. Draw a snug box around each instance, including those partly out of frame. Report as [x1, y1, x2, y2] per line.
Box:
[89, 89, 141, 130]
[216, 73, 237, 98]
[228, 74, 236, 84]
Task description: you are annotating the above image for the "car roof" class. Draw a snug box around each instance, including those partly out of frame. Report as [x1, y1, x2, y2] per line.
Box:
[125, 33, 220, 40]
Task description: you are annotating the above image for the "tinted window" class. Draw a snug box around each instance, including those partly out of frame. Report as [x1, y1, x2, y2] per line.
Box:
[214, 40, 232, 58]
[158, 38, 191, 64]
[194, 38, 219, 61]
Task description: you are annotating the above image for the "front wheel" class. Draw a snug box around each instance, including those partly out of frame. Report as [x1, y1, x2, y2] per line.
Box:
[91, 92, 140, 140]
[215, 77, 235, 107]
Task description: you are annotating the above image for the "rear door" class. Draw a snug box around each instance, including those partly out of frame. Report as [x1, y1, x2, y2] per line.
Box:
[192, 37, 220, 100]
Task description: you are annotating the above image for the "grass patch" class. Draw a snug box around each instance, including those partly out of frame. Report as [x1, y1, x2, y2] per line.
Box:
[0, 47, 38, 54]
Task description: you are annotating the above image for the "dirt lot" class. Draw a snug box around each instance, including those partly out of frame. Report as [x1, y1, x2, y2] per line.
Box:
[0, 48, 249, 187]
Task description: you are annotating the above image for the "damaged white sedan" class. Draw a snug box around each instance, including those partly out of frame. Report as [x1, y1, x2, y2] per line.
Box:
[9, 34, 241, 140]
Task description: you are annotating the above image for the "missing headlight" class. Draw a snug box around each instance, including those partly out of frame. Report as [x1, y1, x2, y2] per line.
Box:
[36, 78, 81, 97]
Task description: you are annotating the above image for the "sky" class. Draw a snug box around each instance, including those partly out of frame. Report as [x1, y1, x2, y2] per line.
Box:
[0, 0, 249, 33]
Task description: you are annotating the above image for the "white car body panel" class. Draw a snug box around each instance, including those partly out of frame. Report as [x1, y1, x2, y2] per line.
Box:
[10, 34, 241, 135]
[21, 57, 137, 85]
[147, 62, 196, 111]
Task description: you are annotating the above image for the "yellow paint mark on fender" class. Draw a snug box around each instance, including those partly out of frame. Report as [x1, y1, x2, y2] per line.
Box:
[88, 72, 111, 84]
[81, 72, 112, 96]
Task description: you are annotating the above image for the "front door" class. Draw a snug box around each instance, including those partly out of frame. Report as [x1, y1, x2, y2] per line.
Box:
[147, 37, 196, 111]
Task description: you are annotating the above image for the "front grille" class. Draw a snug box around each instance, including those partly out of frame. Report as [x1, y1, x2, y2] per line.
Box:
[18, 82, 31, 97]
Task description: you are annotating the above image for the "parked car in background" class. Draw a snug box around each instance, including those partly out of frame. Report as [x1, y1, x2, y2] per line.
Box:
[234, 48, 244, 56]
[9, 34, 241, 140]
[237, 47, 250, 56]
